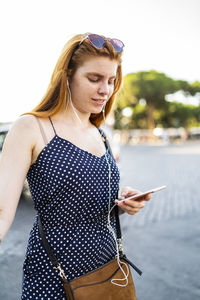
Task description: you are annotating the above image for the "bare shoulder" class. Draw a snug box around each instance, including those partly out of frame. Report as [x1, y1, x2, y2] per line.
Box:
[11, 114, 37, 131]
[4, 114, 38, 150]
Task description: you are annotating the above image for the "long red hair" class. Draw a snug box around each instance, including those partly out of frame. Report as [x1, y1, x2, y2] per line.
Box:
[21, 33, 123, 127]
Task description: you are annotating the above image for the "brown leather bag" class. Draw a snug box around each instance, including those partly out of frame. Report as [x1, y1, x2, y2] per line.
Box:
[61, 256, 137, 300]
[38, 205, 142, 300]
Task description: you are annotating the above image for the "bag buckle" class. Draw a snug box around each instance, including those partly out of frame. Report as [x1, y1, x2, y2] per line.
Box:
[53, 263, 67, 280]
[117, 238, 124, 254]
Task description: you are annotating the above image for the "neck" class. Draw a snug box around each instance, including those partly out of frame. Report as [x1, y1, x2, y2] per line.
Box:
[54, 104, 93, 129]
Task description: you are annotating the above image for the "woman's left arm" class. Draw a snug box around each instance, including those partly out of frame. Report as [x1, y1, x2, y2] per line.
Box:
[115, 186, 151, 215]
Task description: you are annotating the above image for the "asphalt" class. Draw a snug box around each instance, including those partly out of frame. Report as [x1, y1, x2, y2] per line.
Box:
[0, 141, 200, 300]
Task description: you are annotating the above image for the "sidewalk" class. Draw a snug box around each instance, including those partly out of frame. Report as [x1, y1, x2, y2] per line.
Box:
[0, 143, 200, 299]
[121, 213, 200, 300]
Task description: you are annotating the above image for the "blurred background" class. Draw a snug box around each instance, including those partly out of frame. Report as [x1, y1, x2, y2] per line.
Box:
[0, 0, 200, 299]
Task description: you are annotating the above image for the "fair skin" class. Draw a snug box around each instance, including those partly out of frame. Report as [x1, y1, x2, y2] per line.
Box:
[0, 56, 150, 243]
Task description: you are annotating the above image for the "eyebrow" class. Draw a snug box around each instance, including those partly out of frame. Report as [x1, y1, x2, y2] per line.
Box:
[86, 72, 116, 79]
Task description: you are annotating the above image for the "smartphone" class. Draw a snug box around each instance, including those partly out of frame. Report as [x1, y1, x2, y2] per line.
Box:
[119, 185, 166, 201]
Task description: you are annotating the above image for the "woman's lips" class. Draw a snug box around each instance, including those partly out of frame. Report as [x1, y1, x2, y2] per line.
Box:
[91, 98, 106, 105]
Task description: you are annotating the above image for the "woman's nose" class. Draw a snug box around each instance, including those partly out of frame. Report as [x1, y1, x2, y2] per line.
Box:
[98, 82, 109, 95]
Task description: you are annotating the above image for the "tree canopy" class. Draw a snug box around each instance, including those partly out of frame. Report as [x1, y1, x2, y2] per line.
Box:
[115, 70, 200, 130]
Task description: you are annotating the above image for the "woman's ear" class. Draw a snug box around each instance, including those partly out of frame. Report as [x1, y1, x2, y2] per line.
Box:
[66, 72, 71, 87]
[67, 68, 72, 79]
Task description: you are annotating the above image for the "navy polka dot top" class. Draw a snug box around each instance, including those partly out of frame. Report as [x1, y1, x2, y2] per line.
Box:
[21, 116, 120, 299]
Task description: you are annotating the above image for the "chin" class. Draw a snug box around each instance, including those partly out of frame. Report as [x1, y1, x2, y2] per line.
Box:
[90, 108, 103, 115]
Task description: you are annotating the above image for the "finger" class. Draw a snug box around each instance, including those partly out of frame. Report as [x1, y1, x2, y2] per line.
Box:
[115, 199, 145, 216]
[120, 187, 140, 198]
[135, 194, 151, 202]
[145, 193, 151, 201]
[129, 208, 141, 215]
[126, 190, 141, 197]
[115, 200, 130, 211]
[115, 200, 145, 216]
[123, 207, 142, 215]
[122, 199, 145, 208]
[115, 199, 144, 209]
[120, 186, 130, 197]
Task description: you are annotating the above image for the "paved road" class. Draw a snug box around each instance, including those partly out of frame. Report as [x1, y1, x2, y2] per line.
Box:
[0, 141, 200, 299]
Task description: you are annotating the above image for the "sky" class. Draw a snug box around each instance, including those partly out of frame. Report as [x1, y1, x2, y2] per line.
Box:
[0, 0, 199, 122]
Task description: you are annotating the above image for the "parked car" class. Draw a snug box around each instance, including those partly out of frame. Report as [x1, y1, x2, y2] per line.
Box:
[0, 123, 30, 199]
[188, 127, 200, 140]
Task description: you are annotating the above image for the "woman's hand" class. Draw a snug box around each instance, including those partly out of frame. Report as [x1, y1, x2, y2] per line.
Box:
[114, 186, 151, 215]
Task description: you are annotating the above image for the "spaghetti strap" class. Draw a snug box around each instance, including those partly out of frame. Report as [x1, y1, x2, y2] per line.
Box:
[97, 127, 106, 139]
[49, 116, 57, 135]
[35, 116, 48, 146]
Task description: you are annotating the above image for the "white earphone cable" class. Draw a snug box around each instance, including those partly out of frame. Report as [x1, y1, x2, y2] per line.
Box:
[102, 106, 129, 287]
[67, 80, 82, 125]
[67, 82, 129, 286]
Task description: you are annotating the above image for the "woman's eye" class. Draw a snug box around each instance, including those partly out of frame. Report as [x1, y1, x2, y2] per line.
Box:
[88, 77, 114, 85]
[88, 78, 98, 82]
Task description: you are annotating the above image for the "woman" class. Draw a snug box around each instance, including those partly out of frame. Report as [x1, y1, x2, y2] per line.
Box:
[0, 33, 150, 299]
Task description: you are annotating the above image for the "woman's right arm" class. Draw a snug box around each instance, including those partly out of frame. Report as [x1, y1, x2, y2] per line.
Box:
[0, 115, 36, 243]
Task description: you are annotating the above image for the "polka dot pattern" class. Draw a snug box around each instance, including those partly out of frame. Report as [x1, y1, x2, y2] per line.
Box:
[21, 127, 120, 299]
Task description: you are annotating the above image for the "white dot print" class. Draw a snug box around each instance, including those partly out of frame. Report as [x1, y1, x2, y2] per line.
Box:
[21, 118, 120, 299]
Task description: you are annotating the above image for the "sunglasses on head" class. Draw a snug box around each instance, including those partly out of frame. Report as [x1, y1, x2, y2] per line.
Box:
[79, 33, 124, 53]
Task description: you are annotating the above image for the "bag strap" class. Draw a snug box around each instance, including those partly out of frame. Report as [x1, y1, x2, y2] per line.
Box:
[38, 215, 60, 268]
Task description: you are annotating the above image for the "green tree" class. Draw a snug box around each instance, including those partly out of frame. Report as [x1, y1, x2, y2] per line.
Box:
[157, 102, 199, 128]
[116, 71, 200, 130]
[177, 80, 200, 97]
